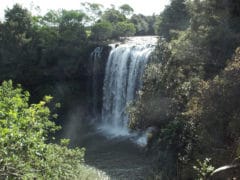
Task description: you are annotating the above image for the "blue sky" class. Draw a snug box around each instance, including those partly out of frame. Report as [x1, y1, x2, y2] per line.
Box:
[1, 0, 170, 20]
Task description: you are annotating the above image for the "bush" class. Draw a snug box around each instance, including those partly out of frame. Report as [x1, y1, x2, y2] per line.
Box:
[0, 80, 108, 179]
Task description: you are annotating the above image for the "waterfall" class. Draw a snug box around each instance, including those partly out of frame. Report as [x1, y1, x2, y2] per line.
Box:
[99, 36, 158, 138]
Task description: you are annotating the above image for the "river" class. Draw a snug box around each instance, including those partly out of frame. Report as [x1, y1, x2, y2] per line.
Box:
[62, 107, 156, 180]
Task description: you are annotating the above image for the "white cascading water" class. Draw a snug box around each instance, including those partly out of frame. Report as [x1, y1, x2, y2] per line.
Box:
[98, 36, 158, 144]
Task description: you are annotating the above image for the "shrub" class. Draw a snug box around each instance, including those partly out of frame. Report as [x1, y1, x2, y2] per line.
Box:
[0, 80, 108, 179]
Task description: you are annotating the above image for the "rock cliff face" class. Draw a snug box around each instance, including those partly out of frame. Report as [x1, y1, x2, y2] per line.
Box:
[90, 45, 112, 116]
[26, 45, 111, 120]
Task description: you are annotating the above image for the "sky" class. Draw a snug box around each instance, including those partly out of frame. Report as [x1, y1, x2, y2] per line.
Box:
[0, 0, 170, 20]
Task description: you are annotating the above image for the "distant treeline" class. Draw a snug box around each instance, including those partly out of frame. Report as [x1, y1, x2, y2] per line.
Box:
[0, 3, 162, 89]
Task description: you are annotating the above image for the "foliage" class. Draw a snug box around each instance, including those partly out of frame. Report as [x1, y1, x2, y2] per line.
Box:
[40, 10, 61, 26]
[128, 0, 240, 179]
[193, 158, 215, 180]
[101, 8, 126, 24]
[0, 80, 109, 179]
[130, 14, 158, 35]
[119, 4, 134, 16]
[0, 4, 34, 81]
[0, 3, 159, 87]
[90, 21, 113, 41]
[186, 48, 240, 159]
[0, 5, 91, 85]
[187, 0, 237, 77]
[156, 0, 190, 41]
[4, 4, 32, 34]
[113, 21, 136, 38]
[91, 6, 140, 39]
[0, 3, 159, 88]
[80, 2, 103, 24]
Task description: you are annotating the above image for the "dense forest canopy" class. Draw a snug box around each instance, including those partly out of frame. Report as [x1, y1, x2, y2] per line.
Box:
[0, 0, 240, 179]
[128, 0, 240, 179]
[0, 3, 159, 87]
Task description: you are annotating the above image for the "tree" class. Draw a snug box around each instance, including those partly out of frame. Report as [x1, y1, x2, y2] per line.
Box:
[102, 8, 126, 24]
[156, 0, 190, 41]
[4, 4, 32, 35]
[119, 4, 134, 16]
[58, 10, 87, 43]
[186, 0, 238, 77]
[186, 47, 240, 152]
[41, 10, 61, 26]
[228, 0, 240, 33]
[130, 14, 158, 35]
[91, 21, 113, 41]
[131, 14, 149, 35]
[113, 21, 136, 38]
[81, 2, 103, 24]
[0, 4, 34, 81]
